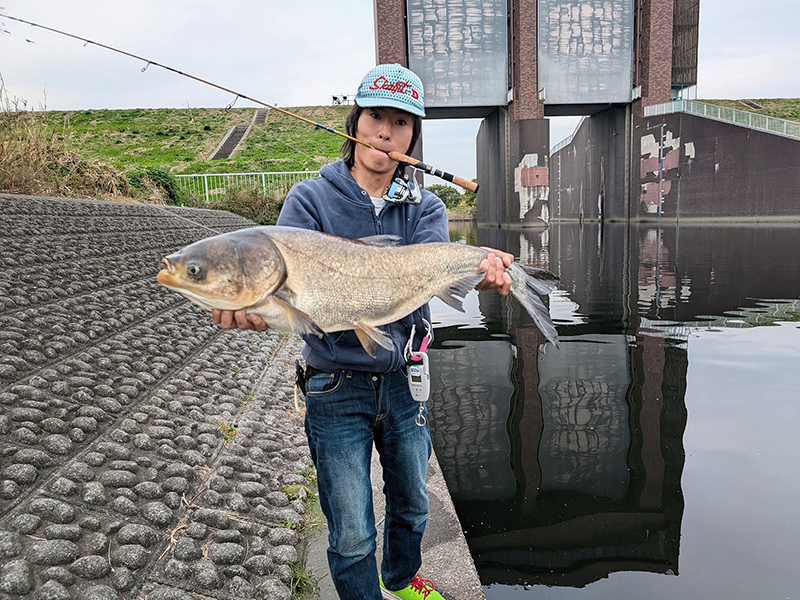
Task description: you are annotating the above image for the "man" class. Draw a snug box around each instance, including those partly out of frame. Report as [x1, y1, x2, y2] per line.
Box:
[213, 63, 513, 600]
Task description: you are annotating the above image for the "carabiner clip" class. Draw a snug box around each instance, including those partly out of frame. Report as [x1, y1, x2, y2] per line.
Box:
[404, 319, 433, 363]
[404, 324, 416, 363]
[415, 404, 427, 427]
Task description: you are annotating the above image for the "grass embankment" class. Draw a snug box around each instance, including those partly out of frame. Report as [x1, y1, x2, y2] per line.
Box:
[0, 97, 350, 220]
[0, 97, 482, 221]
[43, 107, 253, 172]
[42, 104, 350, 174]
[208, 105, 350, 174]
[701, 98, 800, 122]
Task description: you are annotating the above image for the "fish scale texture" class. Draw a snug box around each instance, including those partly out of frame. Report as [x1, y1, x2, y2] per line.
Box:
[0, 194, 310, 600]
[273, 234, 488, 329]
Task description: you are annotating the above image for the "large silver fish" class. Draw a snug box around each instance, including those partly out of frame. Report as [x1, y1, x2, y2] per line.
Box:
[156, 226, 559, 355]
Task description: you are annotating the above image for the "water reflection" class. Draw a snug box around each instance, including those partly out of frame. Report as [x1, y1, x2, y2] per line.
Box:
[428, 222, 800, 597]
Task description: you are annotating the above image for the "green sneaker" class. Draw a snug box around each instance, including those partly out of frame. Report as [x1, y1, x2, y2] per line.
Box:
[379, 574, 445, 600]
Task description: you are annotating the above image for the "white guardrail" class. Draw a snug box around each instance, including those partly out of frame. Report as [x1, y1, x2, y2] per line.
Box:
[550, 116, 587, 155]
[175, 171, 320, 203]
[644, 100, 800, 140]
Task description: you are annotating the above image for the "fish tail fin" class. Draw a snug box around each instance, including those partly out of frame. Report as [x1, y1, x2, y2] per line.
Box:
[508, 263, 560, 347]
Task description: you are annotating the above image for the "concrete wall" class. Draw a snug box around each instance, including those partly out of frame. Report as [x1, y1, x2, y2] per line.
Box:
[477, 111, 551, 227]
[552, 110, 800, 221]
[550, 107, 629, 221]
[477, 109, 509, 225]
[638, 113, 800, 220]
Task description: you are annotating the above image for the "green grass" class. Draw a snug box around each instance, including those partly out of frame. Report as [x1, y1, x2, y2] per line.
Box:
[186, 105, 351, 174]
[290, 562, 316, 599]
[43, 104, 350, 174]
[701, 98, 800, 122]
[215, 420, 240, 441]
[45, 107, 252, 171]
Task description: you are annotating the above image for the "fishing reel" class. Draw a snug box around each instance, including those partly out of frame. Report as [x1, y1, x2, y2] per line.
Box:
[384, 165, 423, 205]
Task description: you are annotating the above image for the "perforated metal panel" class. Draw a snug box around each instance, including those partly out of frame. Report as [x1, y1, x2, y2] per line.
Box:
[538, 0, 634, 104]
[407, 0, 509, 108]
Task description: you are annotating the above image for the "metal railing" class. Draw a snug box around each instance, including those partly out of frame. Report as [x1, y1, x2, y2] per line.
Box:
[550, 116, 587, 155]
[644, 100, 800, 140]
[175, 171, 320, 203]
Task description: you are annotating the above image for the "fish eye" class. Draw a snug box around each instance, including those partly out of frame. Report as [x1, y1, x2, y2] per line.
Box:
[186, 263, 205, 280]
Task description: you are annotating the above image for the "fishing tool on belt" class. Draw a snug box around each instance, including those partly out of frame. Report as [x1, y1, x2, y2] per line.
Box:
[294, 360, 307, 417]
[0, 13, 479, 193]
[405, 320, 433, 426]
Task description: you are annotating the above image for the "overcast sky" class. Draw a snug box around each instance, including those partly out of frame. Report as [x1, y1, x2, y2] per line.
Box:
[2, 0, 798, 183]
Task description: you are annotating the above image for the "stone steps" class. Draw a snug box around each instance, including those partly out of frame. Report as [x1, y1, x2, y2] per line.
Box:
[252, 109, 269, 125]
[209, 125, 250, 160]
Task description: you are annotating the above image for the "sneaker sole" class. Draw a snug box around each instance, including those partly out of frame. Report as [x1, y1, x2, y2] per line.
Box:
[380, 588, 402, 600]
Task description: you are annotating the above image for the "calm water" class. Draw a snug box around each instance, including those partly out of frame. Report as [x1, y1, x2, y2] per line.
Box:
[427, 222, 800, 600]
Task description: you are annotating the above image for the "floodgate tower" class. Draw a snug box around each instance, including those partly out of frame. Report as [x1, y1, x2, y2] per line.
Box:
[374, 0, 800, 226]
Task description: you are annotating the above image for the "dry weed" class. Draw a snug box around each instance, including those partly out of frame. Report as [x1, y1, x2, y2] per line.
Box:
[0, 75, 130, 198]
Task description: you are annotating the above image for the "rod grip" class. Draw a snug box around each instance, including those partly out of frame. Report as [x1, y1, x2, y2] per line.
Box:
[452, 176, 479, 193]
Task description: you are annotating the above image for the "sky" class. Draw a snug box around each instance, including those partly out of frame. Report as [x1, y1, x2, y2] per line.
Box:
[2, 0, 799, 184]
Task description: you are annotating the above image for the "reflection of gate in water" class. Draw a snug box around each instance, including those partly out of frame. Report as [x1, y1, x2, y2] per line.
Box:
[428, 223, 688, 588]
[430, 324, 687, 587]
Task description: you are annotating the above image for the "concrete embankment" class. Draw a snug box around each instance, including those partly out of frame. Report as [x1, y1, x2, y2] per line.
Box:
[0, 194, 483, 600]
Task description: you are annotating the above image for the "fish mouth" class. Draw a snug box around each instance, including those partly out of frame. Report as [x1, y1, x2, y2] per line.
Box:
[156, 258, 176, 285]
[155, 268, 265, 312]
[156, 268, 176, 287]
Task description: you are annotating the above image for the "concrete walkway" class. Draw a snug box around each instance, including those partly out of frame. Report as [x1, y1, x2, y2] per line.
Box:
[306, 447, 484, 600]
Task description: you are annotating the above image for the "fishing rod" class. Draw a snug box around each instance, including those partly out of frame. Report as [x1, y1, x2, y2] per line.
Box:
[1, 13, 479, 193]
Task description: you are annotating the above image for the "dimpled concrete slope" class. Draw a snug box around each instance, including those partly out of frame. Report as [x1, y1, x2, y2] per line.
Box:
[0, 194, 308, 600]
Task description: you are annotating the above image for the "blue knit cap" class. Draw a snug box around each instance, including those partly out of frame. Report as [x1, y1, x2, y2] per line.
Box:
[355, 63, 425, 117]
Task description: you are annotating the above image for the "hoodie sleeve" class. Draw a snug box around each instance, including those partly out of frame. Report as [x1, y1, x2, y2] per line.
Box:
[276, 181, 323, 231]
[409, 189, 449, 244]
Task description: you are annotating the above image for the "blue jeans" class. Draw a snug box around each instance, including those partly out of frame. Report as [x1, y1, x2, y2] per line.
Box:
[304, 368, 431, 600]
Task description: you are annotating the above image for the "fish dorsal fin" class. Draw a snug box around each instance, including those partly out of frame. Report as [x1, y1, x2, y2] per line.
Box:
[270, 293, 324, 338]
[356, 234, 402, 246]
[435, 274, 486, 312]
[353, 321, 395, 358]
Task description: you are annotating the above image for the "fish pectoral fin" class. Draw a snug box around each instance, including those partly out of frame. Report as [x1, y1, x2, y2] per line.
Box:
[435, 274, 486, 312]
[353, 321, 395, 358]
[270, 294, 324, 338]
[356, 234, 402, 246]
